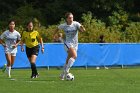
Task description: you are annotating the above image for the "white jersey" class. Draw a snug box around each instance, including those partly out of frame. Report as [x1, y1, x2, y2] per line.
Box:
[0, 30, 21, 55]
[58, 21, 81, 51]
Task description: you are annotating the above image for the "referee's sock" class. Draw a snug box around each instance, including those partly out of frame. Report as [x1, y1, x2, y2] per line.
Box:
[31, 63, 38, 75]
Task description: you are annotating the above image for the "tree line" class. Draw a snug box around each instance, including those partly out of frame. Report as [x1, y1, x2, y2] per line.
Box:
[0, 0, 140, 43]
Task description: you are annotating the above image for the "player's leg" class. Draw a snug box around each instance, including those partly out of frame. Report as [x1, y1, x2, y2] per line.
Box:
[60, 43, 77, 80]
[28, 57, 34, 78]
[30, 55, 39, 78]
[60, 43, 70, 80]
[30, 45, 39, 78]
[5, 53, 12, 78]
[65, 47, 77, 74]
[60, 54, 71, 80]
[10, 54, 16, 75]
[26, 46, 39, 78]
[11, 54, 16, 67]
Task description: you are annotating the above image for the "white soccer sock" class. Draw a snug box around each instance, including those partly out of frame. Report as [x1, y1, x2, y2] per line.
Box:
[7, 66, 11, 77]
[61, 65, 66, 75]
[65, 58, 75, 74]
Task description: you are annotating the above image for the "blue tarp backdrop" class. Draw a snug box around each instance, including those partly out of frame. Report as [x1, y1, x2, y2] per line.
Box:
[0, 43, 140, 68]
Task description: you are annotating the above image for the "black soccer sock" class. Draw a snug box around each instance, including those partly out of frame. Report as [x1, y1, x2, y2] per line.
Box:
[31, 63, 38, 75]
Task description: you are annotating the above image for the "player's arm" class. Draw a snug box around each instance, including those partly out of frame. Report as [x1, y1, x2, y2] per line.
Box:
[0, 33, 7, 47]
[16, 40, 21, 45]
[13, 40, 21, 48]
[39, 37, 44, 54]
[37, 32, 44, 54]
[20, 40, 25, 52]
[20, 41, 24, 47]
[0, 39, 6, 47]
[16, 34, 21, 47]
[20, 33, 25, 52]
[79, 25, 86, 32]
[12, 33, 21, 48]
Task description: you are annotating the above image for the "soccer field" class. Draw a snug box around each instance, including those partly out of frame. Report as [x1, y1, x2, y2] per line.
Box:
[0, 68, 140, 93]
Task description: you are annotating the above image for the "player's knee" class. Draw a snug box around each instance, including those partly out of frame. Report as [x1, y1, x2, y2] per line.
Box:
[72, 55, 77, 59]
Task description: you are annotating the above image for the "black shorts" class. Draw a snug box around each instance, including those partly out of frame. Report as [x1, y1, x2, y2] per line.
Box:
[26, 45, 40, 57]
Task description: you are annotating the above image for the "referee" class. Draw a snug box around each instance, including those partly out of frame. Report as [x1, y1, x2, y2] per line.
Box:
[21, 21, 44, 78]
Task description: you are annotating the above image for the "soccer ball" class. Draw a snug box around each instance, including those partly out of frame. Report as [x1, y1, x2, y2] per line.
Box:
[66, 73, 74, 81]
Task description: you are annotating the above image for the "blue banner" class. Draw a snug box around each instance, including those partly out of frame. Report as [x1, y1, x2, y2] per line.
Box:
[0, 43, 140, 68]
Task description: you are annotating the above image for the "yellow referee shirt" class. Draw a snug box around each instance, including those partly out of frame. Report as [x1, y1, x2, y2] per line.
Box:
[21, 30, 41, 48]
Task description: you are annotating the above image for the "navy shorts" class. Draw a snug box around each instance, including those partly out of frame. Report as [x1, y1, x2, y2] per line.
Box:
[26, 45, 40, 57]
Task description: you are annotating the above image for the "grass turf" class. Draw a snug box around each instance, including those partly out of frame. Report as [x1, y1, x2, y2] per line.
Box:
[0, 68, 140, 93]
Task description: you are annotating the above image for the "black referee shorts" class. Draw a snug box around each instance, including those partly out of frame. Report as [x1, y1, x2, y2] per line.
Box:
[26, 45, 40, 57]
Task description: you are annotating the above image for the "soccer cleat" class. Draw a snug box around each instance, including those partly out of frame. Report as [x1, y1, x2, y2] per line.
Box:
[35, 73, 39, 78]
[31, 75, 36, 79]
[59, 73, 65, 80]
[31, 73, 39, 79]
[2, 64, 7, 73]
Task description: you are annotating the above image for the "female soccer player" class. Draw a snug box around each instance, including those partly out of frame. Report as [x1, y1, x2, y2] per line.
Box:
[21, 21, 44, 78]
[0, 20, 21, 78]
[54, 12, 85, 80]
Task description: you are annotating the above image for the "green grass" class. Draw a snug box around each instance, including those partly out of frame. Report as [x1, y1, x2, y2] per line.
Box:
[0, 68, 140, 93]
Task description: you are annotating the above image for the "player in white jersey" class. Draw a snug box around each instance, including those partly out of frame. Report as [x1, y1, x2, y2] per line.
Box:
[54, 12, 85, 80]
[0, 20, 21, 78]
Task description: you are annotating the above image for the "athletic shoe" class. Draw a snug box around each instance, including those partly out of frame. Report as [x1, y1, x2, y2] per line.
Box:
[2, 64, 7, 73]
[31, 73, 36, 79]
[31, 73, 39, 79]
[31, 74, 36, 79]
[35, 73, 39, 78]
[59, 73, 65, 80]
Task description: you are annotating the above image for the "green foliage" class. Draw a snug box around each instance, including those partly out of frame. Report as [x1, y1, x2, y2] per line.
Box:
[108, 9, 129, 27]
[11, 11, 139, 43]
[125, 22, 140, 42]
[80, 12, 99, 42]
[10, 4, 43, 27]
[79, 12, 122, 43]
[38, 25, 57, 43]
[0, 0, 140, 43]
